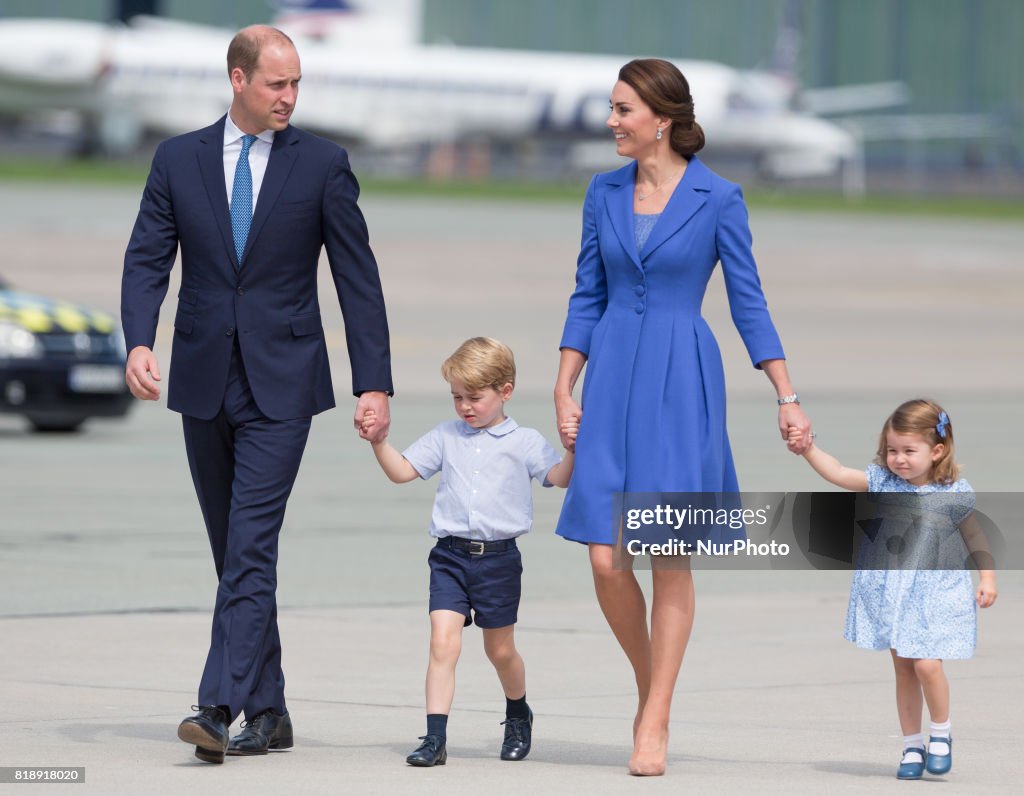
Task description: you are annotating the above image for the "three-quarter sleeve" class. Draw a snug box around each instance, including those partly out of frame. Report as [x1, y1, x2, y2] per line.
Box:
[559, 176, 608, 356]
[715, 184, 785, 368]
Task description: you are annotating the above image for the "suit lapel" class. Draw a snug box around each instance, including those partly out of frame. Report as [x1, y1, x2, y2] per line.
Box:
[196, 117, 238, 269]
[243, 126, 299, 264]
[604, 161, 642, 271]
[640, 156, 710, 262]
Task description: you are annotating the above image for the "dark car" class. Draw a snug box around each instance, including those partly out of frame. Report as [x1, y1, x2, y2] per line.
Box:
[0, 277, 132, 431]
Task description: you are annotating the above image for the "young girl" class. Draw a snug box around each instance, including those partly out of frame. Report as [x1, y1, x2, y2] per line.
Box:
[792, 399, 997, 780]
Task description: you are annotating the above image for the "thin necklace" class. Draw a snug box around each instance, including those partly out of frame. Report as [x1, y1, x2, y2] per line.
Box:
[637, 168, 683, 202]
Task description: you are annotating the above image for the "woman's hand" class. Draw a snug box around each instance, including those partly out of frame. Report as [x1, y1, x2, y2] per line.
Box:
[781, 403, 812, 454]
[556, 393, 582, 450]
[758, 361, 812, 455]
[560, 415, 580, 451]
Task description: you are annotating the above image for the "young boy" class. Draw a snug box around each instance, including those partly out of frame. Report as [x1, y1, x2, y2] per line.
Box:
[361, 337, 576, 766]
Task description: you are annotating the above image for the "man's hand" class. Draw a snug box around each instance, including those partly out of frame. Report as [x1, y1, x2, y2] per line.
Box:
[360, 408, 387, 443]
[355, 391, 390, 443]
[125, 345, 162, 400]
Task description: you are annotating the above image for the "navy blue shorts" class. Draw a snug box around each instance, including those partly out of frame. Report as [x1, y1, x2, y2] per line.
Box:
[428, 538, 523, 628]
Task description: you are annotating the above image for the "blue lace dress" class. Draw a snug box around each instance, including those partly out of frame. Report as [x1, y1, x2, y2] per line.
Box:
[844, 464, 977, 659]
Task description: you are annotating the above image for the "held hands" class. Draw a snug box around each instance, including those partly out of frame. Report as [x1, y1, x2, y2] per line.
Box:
[359, 409, 379, 441]
[560, 415, 580, 452]
[359, 408, 389, 443]
[355, 391, 390, 443]
[976, 575, 998, 608]
[780, 403, 813, 454]
[786, 425, 810, 454]
[556, 393, 582, 450]
[125, 346, 161, 400]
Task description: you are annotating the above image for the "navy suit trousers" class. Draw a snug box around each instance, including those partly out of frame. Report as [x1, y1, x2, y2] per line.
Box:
[182, 343, 311, 721]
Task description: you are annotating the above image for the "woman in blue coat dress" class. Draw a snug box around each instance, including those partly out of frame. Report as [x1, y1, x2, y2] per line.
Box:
[553, 59, 813, 776]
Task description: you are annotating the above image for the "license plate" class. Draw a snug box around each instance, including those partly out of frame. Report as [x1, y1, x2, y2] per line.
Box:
[69, 365, 125, 393]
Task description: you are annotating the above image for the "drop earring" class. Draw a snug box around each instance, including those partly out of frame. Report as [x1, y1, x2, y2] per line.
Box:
[656, 128, 663, 141]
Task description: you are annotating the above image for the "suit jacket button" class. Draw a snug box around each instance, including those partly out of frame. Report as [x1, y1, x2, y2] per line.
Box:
[237, 286, 245, 295]
[634, 302, 645, 314]
[226, 327, 235, 336]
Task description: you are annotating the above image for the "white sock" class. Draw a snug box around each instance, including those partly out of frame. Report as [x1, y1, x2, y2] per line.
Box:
[902, 734, 925, 764]
[929, 719, 951, 755]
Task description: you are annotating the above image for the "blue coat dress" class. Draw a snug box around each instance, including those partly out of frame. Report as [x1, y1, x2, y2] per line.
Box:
[556, 157, 785, 545]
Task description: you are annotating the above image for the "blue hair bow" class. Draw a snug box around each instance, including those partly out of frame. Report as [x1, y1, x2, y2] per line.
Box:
[936, 411, 949, 439]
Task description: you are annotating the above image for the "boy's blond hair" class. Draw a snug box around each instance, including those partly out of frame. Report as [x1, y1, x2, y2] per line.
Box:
[441, 337, 516, 392]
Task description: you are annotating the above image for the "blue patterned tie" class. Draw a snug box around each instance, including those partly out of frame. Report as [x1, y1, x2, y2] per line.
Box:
[231, 134, 257, 266]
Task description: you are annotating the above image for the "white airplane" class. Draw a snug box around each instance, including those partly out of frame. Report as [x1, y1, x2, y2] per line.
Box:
[0, 0, 901, 186]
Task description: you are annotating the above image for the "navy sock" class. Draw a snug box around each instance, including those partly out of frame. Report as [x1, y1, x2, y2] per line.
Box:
[505, 695, 529, 720]
[426, 713, 448, 740]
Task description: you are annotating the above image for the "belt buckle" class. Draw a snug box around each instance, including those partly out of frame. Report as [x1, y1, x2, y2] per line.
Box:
[468, 540, 486, 555]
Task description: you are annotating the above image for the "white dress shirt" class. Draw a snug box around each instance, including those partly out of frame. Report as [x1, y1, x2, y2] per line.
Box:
[223, 113, 275, 213]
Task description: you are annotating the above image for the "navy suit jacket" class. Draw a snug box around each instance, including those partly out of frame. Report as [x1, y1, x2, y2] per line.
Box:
[122, 117, 392, 420]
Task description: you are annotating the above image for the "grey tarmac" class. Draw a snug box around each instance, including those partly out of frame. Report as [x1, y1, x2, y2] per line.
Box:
[1, 183, 1021, 794]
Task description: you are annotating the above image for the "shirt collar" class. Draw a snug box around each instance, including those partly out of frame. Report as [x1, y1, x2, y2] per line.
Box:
[224, 113, 275, 147]
[457, 416, 519, 437]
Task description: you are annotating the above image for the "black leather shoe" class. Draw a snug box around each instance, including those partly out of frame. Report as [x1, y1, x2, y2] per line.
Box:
[177, 705, 230, 764]
[500, 708, 533, 761]
[406, 734, 447, 766]
[226, 709, 294, 756]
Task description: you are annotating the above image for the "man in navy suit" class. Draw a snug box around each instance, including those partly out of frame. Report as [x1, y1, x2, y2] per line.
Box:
[121, 25, 392, 764]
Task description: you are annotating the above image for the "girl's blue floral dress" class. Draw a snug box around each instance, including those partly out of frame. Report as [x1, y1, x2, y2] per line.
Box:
[845, 464, 977, 659]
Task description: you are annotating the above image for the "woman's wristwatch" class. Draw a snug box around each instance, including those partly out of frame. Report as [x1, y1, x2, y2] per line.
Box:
[777, 393, 800, 406]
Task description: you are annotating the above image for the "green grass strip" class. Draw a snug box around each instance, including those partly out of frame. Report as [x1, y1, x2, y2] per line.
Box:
[1, 158, 1021, 220]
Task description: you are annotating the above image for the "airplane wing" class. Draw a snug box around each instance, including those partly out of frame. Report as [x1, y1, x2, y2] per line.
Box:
[799, 81, 910, 116]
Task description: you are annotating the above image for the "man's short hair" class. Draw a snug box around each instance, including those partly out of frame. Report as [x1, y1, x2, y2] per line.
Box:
[227, 26, 295, 80]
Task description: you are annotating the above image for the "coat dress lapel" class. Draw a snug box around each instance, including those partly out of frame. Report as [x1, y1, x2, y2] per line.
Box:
[639, 156, 711, 262]
[603, 161, 643, 271]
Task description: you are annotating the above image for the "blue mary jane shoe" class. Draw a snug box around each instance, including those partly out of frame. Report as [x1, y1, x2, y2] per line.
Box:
[896, 747, 926, 780]
[925, 736, 952, 775]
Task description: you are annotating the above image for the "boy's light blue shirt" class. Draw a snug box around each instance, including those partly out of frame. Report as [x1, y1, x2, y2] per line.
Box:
[402, 416, 562, 542]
